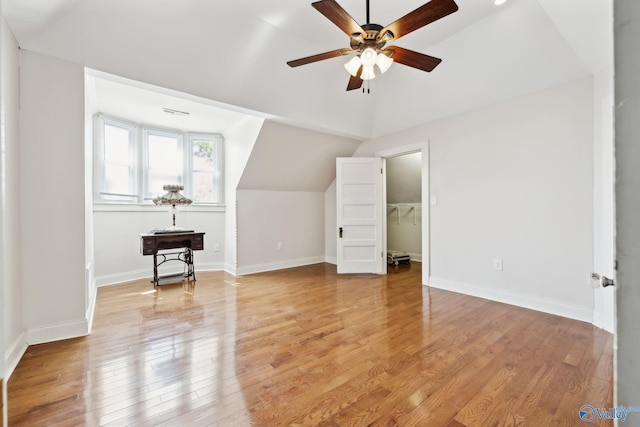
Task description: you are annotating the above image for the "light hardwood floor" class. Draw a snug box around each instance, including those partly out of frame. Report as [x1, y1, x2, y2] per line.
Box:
[8, 263, 613, 426]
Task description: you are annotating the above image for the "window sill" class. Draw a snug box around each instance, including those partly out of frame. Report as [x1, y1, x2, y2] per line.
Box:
[93, 203, 226, 213]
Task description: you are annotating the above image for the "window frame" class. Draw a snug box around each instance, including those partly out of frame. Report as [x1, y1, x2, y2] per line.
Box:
[94, 115, 138, 203]
[142, 127, 184, 202]
[187, 133, 225, 205]
[94, 114, 225, 206]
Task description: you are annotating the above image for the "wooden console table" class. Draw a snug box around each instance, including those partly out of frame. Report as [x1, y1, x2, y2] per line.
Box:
[140, 231, 205, 286]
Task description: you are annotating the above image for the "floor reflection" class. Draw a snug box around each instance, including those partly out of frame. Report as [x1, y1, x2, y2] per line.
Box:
[8, 261, 613, 426]
[233, 262, 426, 426]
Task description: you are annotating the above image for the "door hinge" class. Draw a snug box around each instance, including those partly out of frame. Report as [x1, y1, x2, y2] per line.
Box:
[381, 168, 383, 174]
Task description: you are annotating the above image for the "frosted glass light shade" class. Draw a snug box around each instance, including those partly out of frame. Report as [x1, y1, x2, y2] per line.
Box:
[376, 53, 393, 74]
[344, 56, 362, 76]
[361, 65, 376, 80]
[360, 48, 377, 67]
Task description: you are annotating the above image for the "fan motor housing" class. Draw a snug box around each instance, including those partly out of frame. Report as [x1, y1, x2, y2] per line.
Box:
[349, 23, 390, 52]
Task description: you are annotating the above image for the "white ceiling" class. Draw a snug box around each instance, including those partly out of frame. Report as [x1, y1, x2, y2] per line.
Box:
[85, 69, 259, 134]
[4, 0, 612, 139]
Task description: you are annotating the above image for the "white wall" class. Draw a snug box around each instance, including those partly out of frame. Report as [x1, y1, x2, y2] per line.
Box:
[93, 207, 226, 286]
[237, 190, 325, 275]
[353, 78, 595, 322]
[386, 152, 422, 204]
[1, 14, 25, 380]
[19, 50, 88, 344]
[238, 120, 361, 191]
[224, 116, 264, 274]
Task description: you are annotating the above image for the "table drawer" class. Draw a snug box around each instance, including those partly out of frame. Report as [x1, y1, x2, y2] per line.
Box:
[192, 234, 204, 250]
[141, 238, 156, 255]
[140, 232, 205, 254]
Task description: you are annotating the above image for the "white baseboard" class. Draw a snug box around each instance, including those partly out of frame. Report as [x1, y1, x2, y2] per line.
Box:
[26, 319, 90, 346]
[325, 254, 420, 265]
[96, 263, 225, 287]
[408, 252, 422, 262]
[96, 268, 151, 287]
[224, 263, 237, 276]
[428, 276, 593, 323]
[236, 256, 325, 276]
[4, 330, 27, 380]
[198, 262, 226, 272]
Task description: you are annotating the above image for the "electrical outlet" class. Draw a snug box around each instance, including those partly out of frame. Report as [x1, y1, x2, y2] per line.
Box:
[277, 241, 283, 250]
[493, 259, 503, 271]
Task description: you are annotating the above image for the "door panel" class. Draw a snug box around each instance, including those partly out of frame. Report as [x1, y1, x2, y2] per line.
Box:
[336, 157, 383, 274]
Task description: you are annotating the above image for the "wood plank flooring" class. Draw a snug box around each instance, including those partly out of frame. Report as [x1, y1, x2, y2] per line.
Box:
[8, 263, 613, 426]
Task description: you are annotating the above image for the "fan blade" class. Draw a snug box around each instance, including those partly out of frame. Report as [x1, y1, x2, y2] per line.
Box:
[386, 46, 442, 72]
[379, 0, 458, 41]
[287, 48, 353, 67]
[312, 0, 366, 37]
[346, 66, 363, 91]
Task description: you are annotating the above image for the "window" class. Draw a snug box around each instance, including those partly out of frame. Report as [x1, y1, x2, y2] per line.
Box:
[99, 118, 137, 202]
[94, 115, 224, 204]
[189, 135, 223, 204]
[144, 129, 183, 201]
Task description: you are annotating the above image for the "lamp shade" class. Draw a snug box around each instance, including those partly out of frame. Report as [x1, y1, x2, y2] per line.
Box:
[376, 53, 393, 74]
[344, 56, 362, 76]
[361, 65, 376, 80]
[360, 48, 377, 67]
[153, 185, 192, 206]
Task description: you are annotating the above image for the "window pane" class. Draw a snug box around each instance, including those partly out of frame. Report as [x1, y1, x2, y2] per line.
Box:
[104, 125, 131, 164]
[193, 140, 214, 170]
[146, 132, 182, 197]
[105, 165, 132, 194]
[193, 171, 214, 201]
[148, 134, 181, 171]
[96, 116, 224, 205]
[192, 139, 217, 202]
[103, 123, 134, 196]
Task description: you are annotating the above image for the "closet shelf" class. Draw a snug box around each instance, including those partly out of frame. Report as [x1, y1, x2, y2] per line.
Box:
[387, 203, 421, 225]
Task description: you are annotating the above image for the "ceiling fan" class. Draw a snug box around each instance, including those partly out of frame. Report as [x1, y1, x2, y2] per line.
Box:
[287, 0, 459, 91]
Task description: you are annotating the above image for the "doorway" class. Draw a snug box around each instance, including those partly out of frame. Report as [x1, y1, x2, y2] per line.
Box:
[386, 152, 422, 270]
[376, 142, 430, 284]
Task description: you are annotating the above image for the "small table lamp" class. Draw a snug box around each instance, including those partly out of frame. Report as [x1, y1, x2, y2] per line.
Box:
[153, 185, 193, 232]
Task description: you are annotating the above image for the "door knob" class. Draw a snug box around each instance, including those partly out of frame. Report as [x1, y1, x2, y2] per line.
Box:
[590, 273, 615, 287]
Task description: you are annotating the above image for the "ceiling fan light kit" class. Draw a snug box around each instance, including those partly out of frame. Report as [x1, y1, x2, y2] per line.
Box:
[344, 56, 362, 76]
[375, 52, 393, 73]
[287, 0, 459, 91]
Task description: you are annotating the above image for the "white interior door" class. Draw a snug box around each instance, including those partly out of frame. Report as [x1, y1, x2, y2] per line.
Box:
[336, 157, 383, 274]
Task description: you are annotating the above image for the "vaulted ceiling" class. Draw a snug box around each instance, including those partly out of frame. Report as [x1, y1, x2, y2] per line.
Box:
[4, 0, 612, 140]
